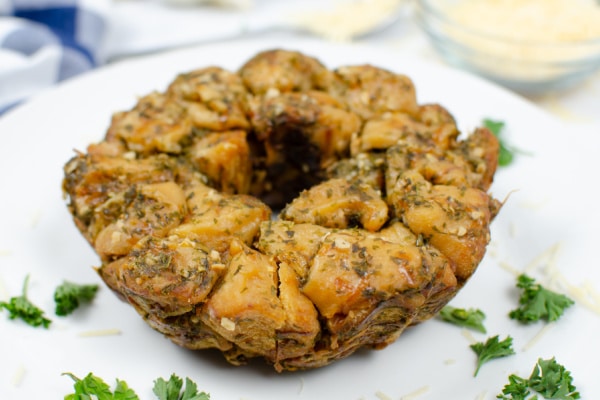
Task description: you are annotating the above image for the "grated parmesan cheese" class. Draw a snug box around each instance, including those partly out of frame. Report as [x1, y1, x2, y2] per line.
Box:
[290, 0, 403, 42]
[220, 317, 236, 331]
[400, 385, 430, 400]
[522, 322, 555, 352]
[440, 0, 600, 80]
[500, 242, 600, 316]
[544, 267, 600, 316]
[446, 0, 600, 43]
[518, 199, 549, 210]
[28, 208, 42, 229]
[78, 328, 122, 337]
[375, 390, 393, 400]
[11, 364, 26, 387]
[475, 391, 487, 400]
[524, 242, 561, 275]
[461, 329, 478, 345]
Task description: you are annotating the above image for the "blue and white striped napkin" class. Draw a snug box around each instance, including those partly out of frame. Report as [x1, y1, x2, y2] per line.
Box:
[0, 0, 107, 114]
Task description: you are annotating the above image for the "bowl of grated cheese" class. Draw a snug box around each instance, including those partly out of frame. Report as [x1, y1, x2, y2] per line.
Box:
[415, 0, 600, 94]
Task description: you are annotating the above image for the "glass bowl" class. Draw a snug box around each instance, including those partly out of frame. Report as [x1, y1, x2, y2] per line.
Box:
[414, 0, 600, 95]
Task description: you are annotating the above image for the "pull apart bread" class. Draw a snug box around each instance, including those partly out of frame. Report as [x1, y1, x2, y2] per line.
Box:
[63, 49, 502, 371]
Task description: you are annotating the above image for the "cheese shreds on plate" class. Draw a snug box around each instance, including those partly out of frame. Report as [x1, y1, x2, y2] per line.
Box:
[499, 260, 522, 277]
[78, 328, 122, 337]
[461, 329, 478, 345]
[546, 270, 600, 316]
[375, 390, 393, 400]
[524, 242, 561, 275]
[11, 364, 26, 387]
[28, 208, 42, 229]
[400, 385, 430, 400]
[502, 242, 600, 316]
[475, 391, 488, 400]
[522, 322, 555, 352]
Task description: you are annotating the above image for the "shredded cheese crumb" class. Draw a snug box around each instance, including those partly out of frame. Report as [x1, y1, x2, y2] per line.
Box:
[498, 261, 522, 277]
[265, 87, 280, 99]
[209, 250, 221, 263]
[333, 237, 351, 249]
[123, 151, 136, 160]
[375, 391, 393, 400]
[28, 208, 42, 229]
[11, 364, 26, 387]
[522, 322, 555, 351]
[444, 358, 456, 365]
[475, 391, 488, 400]
[461, 329, 478, 345]
[400, 386, 431, 400]
[524, 242, 561, 275]
[78, 328, 122, 337]
[220, 317, 236, 331]
[545, 267, 600, 316]
[519, 199, 549, 210]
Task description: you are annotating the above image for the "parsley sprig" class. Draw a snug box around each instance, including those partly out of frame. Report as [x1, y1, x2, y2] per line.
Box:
[63, 373, 210, 400]
[483, 118, 520, 166]
[153, 374, 210, 400]
[63, 372, 138, 400]
[470, 335, 515, 376]
[439, 305, 487, 333]
[509, 274, 574, 324]
[497, 357, 580, 399]
[54, 281, 99, 316]
[0, 275, 51, 328]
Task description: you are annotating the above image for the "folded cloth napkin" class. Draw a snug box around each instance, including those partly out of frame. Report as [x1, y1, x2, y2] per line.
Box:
[0, 0, 369, 116]
[0, 0, 107, 114]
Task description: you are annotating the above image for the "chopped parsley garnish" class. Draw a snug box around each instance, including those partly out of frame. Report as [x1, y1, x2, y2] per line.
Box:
[470, 335, 515, 376]
[63, 373, 210, 400]
[54, 281, 99, 316]
[509, 274, 574, 324]
[0, 275, 51, 328]
[483, 118, 517, 166]
[439, 305, 487, 333]
[153, 374, 210, 400]
[63, 372, 138, 400]
[497, 357, 580, 399]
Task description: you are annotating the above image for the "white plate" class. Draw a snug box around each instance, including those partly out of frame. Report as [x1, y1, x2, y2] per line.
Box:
[1, 37, 598, 399]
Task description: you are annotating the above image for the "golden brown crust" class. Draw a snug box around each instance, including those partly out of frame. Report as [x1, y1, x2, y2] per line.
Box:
[63, 49, 501, 371]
